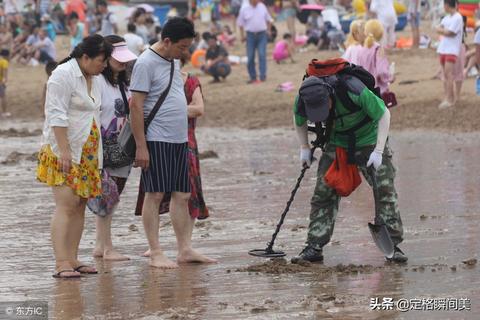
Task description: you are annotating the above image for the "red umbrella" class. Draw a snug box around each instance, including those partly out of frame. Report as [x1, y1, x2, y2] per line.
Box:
[299, 4, 325, 11]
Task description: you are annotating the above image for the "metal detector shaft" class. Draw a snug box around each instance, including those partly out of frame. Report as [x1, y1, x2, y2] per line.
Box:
[265, 146, 317, 252]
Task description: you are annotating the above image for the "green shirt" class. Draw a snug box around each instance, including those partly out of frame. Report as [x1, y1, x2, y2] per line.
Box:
[294, 86, 386, 148]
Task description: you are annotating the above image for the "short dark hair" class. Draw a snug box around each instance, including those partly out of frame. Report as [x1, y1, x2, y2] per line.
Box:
[161, 17, 195, 43]
[127, 23, 136, 33]
[283, 33, 292, 40]
[0, 49, 9, 58]
[97, 0, 107, 7]
[202, 32, 212, 41]
[45, 61, 58, 76]
[444, 0, 458, 8]
[69, 12, 79, 21]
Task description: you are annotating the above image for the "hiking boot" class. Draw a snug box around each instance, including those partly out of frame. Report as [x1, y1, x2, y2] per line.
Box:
[291, 246, 324, 264]
[386, 246, 408, 263]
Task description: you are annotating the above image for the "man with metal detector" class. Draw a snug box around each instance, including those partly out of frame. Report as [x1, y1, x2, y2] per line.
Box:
[291, 58, 407, 264]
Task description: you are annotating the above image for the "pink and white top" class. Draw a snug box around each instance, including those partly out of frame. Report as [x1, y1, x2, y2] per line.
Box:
[273, 40, 289, 61]
[355, 42, 393, 94]
[342, 44, 363, 65]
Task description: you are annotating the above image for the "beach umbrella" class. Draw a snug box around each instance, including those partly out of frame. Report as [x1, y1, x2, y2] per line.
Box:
[127, 3, 155, 17]
[137, 3, 155, 13]
[297, 4, 325, 24]
[299, 4, 325, 12]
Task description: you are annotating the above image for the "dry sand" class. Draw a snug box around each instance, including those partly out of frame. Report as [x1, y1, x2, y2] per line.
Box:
[5, 28, 479, 132]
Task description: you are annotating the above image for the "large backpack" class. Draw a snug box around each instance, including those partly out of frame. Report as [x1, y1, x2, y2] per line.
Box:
[300, 58, 380, 163]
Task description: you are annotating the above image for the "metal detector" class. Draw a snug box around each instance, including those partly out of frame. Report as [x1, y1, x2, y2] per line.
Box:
[249, 124, 325, 258]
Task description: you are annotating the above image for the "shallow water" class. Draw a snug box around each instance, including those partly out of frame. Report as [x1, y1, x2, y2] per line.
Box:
[1, 120, 479, 319]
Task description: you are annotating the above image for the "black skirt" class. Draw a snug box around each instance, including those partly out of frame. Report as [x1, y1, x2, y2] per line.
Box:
[141, 141, 190, 193]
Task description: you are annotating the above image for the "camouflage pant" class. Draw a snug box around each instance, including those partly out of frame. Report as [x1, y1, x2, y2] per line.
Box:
[307, 142, 404, 250]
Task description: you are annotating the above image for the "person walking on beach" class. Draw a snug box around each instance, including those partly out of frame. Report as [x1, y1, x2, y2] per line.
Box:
[88, 35, 137, 261]
[129, 17, 216, 269]
[36, 34, 112, 278]
[237, 0, 273, 83]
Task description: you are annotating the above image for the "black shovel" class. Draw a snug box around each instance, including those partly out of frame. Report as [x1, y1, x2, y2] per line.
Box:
[367, 166, 395, 259]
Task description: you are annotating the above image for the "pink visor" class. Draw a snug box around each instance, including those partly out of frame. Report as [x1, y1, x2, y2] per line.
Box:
[111, 42, 137, 63]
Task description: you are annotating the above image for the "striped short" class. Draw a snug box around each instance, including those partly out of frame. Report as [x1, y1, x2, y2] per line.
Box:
[141, 141, 190, 193]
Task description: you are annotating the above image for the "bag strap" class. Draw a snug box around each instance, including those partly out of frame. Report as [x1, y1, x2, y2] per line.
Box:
[118, 81, 130, 115]
[144, 60, 175, 131]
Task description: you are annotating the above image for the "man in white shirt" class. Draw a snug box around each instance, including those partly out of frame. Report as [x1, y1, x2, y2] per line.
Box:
[237, 0, 273, 83]
[436, 0, 463, 109]
[369, 0, 397, 48]
[123, 23, 144, 56]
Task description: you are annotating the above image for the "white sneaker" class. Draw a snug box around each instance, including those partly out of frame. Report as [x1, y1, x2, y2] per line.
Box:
[468, 67, 478, 78]
[28, 58, 39, 66]
[438, 101, 454, 109]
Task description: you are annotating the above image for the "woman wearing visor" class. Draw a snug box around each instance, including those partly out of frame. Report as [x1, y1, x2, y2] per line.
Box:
[88, 35, 138, 261]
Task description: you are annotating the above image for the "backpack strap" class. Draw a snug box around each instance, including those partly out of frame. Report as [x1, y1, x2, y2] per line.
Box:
[334, 115, 371, 164]
[332, 75, 373, 164]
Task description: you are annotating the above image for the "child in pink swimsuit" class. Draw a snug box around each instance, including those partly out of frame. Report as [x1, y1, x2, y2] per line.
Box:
[273, 33, 295, 63]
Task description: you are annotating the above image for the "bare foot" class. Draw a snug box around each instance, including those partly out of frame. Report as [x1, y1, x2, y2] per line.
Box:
[103, 249, 130, 261]
[143, 249, 151, 257]
[92, 247, 104, 258]
[177, 248, 217, 264]
[150, 251, 178, 269]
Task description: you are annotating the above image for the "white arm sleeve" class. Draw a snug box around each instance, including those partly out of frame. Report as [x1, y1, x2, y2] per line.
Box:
[294, 116, 309, 147]
[375, 107, 390, 153]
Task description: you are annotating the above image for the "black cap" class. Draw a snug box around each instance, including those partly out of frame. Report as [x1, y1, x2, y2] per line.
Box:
[299, 76, 331, 123]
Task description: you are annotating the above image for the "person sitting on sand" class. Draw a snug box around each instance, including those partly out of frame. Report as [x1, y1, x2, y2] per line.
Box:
[202, 34, 231, 83]
[272, 33, 295, 64]
[218, 25, 236, 47]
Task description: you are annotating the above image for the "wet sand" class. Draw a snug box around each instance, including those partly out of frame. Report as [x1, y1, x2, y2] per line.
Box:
[1, 120, 479, 319]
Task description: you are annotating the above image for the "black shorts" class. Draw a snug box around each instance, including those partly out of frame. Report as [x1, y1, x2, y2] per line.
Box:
[141, 141, 190, 193]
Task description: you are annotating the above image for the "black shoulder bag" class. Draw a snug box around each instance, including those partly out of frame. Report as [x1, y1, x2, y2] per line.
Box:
[117, 60, 175, 159]
[102, 81, 134, 168]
